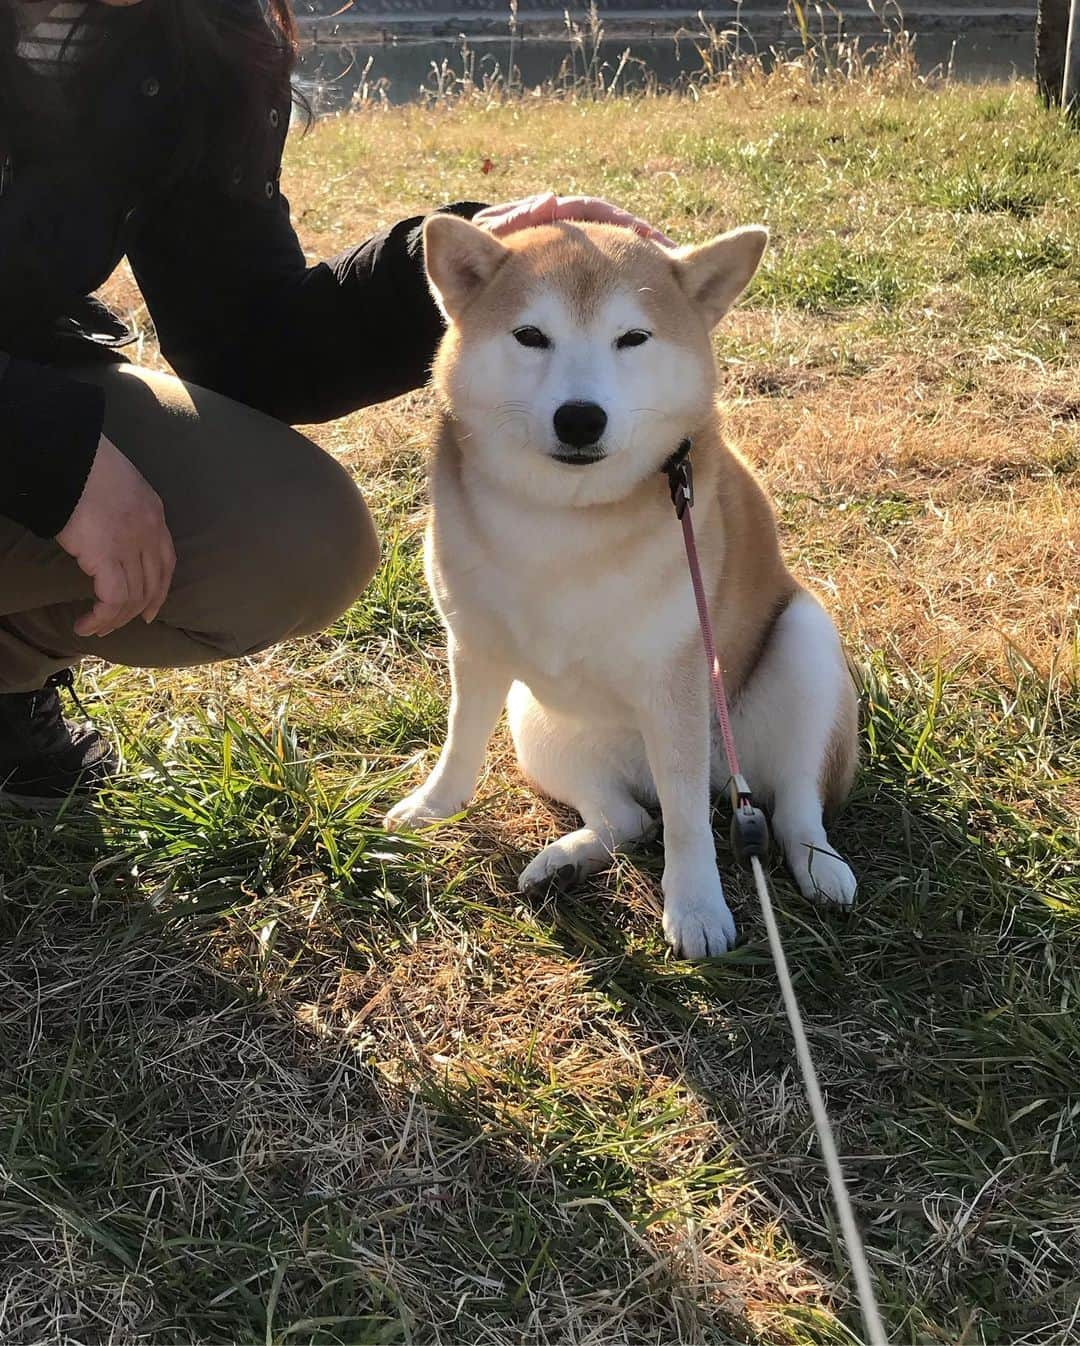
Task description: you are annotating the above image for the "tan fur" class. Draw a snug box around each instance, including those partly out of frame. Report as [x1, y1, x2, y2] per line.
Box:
[388, 220, 859, 954]
[430, 224, 797, 695]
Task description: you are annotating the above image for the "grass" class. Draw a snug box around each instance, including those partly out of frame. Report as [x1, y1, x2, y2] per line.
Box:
[3, 56, 1080, 1346]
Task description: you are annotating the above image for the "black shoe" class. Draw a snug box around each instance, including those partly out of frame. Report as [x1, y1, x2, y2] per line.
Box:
[0, 670, 117, 805]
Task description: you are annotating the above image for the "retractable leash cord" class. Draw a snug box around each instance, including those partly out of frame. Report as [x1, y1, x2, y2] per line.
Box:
[662, 440, 889, 1346]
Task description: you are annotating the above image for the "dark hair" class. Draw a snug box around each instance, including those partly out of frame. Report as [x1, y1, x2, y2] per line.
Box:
[0, 1, 305, 171]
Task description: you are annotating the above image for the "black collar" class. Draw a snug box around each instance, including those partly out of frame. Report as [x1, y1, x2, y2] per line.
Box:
[661, 437, 693, 518]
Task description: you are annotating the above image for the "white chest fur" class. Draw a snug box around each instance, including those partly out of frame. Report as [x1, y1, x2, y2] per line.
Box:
[428, 455, 706, 721]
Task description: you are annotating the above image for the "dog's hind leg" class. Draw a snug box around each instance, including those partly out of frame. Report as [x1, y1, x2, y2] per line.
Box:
[508, 684, 656, 893]
[727, 591, 858, 907]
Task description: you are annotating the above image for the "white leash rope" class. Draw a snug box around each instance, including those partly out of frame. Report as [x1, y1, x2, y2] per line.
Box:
[750, 856, 889, 1346]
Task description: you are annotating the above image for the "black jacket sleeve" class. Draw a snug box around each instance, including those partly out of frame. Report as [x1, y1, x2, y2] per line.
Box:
[0, 154, 120, 536]
[128, 175, 485, 426]
[0, 353, 103, 537]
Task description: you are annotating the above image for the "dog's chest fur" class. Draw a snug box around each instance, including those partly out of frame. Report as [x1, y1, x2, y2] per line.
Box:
[427, 438, 707, 719]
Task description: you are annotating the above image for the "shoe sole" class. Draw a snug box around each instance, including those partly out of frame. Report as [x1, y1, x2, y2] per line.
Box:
[1, 759, 115, 812]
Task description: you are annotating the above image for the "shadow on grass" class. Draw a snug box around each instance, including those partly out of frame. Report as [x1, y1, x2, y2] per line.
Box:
[0, 774, 779, 1345]
[2, 651, 1076, 1345]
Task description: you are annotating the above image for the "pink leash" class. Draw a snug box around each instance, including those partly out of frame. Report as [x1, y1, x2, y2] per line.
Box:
[663, 443, 890, 1344]
[662, 442, 770, 863]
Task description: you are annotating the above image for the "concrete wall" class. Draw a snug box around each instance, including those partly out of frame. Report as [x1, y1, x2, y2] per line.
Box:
[295, 0, 1034, 13]
[295, 3, 1036, 45]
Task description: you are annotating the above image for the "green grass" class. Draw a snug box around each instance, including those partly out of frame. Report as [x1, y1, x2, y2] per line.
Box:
[965, 235, 1073, 280]
[755, 242, 913, 312]
[3, 66, 1079, 1346]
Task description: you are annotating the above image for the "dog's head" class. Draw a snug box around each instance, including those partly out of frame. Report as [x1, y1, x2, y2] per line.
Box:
[424, 216, 767, 506]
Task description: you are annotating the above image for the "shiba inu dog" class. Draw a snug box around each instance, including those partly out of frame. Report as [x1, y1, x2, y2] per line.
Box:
[385, 216, 858, 956]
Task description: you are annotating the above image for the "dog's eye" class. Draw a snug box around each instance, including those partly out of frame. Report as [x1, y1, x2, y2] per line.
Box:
[616, 329, 651, 350]
[513, 326, 551, 350]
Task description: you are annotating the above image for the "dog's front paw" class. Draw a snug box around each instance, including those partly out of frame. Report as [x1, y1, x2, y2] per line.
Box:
[662, 863, 737, 958]
[383, 788, 462, 833]
[790, 846, 857, 909]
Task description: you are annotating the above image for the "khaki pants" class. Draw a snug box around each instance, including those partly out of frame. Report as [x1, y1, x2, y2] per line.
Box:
[0, 363, 380, 693]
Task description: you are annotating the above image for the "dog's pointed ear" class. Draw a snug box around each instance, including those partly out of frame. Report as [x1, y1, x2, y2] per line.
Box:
[674, 226, 768, 328]
[423, 215, 509, 321]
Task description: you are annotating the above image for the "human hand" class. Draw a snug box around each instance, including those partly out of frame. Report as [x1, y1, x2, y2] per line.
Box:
[56, 435, 177, 638]
[474, 192, 674, 246]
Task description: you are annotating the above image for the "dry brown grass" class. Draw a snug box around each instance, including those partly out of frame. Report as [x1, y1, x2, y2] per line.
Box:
[727, 350, 1079, 673]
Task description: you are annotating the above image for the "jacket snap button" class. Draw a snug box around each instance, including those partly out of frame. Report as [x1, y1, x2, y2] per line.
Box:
[264, 180, 275, 199]
[141, 76, 160, 98]
[269, 108, 280, 128]
[231, 165, 243, 186]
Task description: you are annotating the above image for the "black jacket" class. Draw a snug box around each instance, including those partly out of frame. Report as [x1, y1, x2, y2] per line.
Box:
[0, 3, 481, 539]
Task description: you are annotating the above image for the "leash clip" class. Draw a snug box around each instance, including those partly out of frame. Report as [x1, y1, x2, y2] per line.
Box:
[667, 457, 693, 519]
[728, 773, 770, 866]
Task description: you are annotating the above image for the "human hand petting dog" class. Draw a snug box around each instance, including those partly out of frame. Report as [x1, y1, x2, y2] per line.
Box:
[474, 192, 675, 246]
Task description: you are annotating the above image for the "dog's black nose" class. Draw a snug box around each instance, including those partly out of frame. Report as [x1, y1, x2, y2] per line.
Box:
[553, 401, 608, 449]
